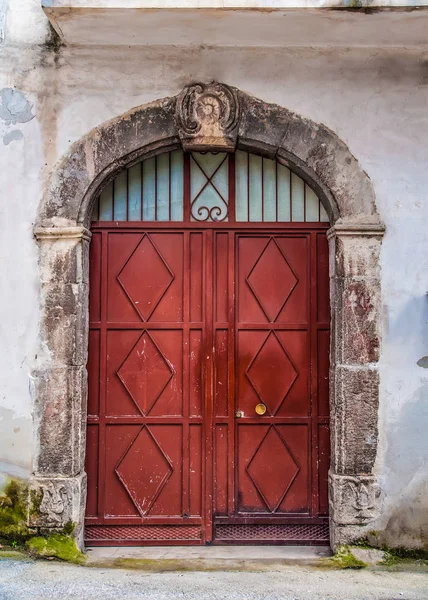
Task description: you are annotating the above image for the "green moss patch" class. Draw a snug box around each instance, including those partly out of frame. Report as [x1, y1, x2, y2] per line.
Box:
[0, 479, 30, 544]
[26, 534, 85, 564]
[322, 546, 367, 570]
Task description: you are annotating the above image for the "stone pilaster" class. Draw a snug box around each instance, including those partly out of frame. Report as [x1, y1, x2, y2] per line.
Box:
[327, 223, 384, 547]
[29, 227, 90, 547]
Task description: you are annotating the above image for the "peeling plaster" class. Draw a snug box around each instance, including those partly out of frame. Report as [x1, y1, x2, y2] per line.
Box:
[3, 129, 23, 145]
[0, 88, 34, 125]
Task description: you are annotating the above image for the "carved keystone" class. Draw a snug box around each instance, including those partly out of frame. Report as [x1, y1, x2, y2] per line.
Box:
[176, 82, 240, 151]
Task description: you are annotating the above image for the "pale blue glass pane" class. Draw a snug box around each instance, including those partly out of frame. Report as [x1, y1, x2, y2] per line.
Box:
[143, 157, 156, 221]
[191, 158, 207, 201]
[191, 185, 227, 222]
[305, 185, 319, 222]
[156, 153, 170, 221]
[277, 163, 291, 222]
[235, 150, 248, 222]
[128, 163, 141, 221]
[249, 153, 262, 222]
[99, 182, 113, 221]
[263, 157, 276, 222]
[291, 173, 305, 222]
[192, 152, 225, 177]
[320, 201, 329, 222]
[211, 156, 229, 203]
[170, 150, 183, 221]
[113, 170, 127, 221]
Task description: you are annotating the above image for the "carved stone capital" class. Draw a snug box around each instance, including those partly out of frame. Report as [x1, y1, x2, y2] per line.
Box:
[329, 473, 382, 526]
[176, 82, 240, 151]
[28, 474, 87, 531]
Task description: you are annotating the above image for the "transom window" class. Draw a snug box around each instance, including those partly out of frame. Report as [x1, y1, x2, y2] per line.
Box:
[92, 151, 329, 223]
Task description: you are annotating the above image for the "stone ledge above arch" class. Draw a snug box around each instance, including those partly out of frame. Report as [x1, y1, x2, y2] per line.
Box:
[32, 82, 385, 550]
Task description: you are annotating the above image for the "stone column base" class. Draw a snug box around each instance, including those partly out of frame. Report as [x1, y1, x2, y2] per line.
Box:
[329, 472, 382, 548]
[28, 473, 87, 549]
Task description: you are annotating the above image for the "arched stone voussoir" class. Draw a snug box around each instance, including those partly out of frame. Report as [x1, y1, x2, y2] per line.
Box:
[237, 90, 379, 225]
[37, 82, 381, 232]
[37, 96, 179, 229]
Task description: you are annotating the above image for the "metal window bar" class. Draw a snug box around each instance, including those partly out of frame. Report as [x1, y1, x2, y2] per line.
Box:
[92, 150, 327, 224]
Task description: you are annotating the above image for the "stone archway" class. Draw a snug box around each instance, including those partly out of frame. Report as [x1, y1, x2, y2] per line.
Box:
[30, 83, 384, 549]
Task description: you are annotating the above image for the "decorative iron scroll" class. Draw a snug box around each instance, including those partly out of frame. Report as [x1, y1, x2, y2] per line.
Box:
[190, 152, 229, 222]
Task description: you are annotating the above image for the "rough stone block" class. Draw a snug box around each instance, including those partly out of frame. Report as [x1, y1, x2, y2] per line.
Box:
[332, 277, 381, 365]
[38, 237, 90, 285]
[332, 366, 379, 474]
[333, 234, 382, 279]
[238, 93, 291, 158]
[40, 282, 89, 366]
[32, 366, 87, 477]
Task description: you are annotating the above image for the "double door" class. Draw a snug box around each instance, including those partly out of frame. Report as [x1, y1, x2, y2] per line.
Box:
[85, 226, 330, 545]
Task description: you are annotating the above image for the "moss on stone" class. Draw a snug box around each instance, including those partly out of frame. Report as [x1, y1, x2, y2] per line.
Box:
[0, 479, 30, 544]
[26, 534, 85, 564]
[61, 520, 75, 536]
[325, 546, 367, 570]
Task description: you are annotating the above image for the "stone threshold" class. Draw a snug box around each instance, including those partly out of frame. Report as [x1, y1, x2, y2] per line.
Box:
[84, 545, 332, 570]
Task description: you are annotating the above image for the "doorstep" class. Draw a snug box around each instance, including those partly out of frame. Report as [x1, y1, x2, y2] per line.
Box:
[84, 545, 332, 571]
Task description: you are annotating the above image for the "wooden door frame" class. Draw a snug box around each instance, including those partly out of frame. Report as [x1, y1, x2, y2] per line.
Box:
[31, 82, 385, 550]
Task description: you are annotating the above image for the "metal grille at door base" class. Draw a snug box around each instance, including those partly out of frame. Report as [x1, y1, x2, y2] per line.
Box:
[85, 525, 201, 543]
[215, 524, 329, 543]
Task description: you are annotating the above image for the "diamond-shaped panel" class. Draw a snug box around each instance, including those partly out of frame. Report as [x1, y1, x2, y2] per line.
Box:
[118, 332, 173, 415]
[247, 239, 297, 322]
[246, 332, 297, 414]
[118, 234, 174, 321]
[116, 427, 173, 516]
[247, 427, 299, 512]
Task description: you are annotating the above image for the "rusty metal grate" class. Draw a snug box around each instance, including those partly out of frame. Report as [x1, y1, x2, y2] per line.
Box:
[215, 523, 329, 542]
[85, 525, 202, 542]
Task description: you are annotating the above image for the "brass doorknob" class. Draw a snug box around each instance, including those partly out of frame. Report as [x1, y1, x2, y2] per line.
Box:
[255, 403, 267, 415]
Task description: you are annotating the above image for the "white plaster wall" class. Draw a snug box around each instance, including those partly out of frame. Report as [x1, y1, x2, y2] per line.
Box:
[0, 0, 427, 546]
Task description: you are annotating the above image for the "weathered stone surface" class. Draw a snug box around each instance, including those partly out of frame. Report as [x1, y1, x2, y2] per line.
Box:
[32, 83, 385, 549]
[333, 277, 381, 365]
[39, 98, 178, 228]
[329, 473, 382, 526]
[332, 366, 379, 475]
[331, 230, 383, 279]
[278, 118, 377, 223]
[37, 83, 380, 231]
[28, 474, 87, 545]
[39, 282, 89, 367]
[177, 82, 240, 151]
[37, 232, 90, 285]
[238, 93, 292, 158]
[32, 366, 87, 477]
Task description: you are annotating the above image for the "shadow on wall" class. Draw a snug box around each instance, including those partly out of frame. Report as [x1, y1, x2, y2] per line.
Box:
[379, 384, 428, 549]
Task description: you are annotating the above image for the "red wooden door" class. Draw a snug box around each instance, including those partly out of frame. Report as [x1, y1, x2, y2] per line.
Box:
[85, 226, 329, 545]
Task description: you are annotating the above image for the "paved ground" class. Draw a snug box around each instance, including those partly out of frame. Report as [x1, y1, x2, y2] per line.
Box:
[1, 553, 428, 600]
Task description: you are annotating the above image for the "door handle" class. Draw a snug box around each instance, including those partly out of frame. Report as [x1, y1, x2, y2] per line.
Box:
[255, 403, 267, 415]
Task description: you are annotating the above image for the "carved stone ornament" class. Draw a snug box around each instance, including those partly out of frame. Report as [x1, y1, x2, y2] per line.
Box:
[28, 476, 85, 529]
[329, 473, 382, 526]
[176, 82, 240, 151]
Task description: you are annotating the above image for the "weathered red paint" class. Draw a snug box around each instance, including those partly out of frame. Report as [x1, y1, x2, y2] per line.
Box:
[85, 221, 330, 545]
